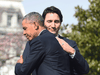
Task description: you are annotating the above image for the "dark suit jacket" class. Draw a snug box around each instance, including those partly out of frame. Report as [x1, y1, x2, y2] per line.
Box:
[21, 33, 89, 75]
[58, 35, 89, 75]
[15, 30, 71, 75]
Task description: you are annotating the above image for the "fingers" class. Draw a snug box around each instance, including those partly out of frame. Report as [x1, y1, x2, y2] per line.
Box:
[55, 37, 63, 47]
[20, 55, 23, 59]
[56, 37, 68, 45]
[17, 59, 20, 63]
[55, 37, 61, 42]
[55, 36, 59, 40]
[55, 37, 75, 54]
[16, 55, 23, 64]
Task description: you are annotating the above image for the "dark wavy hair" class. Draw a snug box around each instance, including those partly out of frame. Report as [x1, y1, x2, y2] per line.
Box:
[42, 6, 63, 23]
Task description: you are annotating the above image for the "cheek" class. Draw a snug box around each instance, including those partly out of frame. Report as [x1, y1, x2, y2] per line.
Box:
[27, 28, 33, 36]
[44, 22, 50, 28]
[44, 20, 51, 26]
[56, 23, 61, 29]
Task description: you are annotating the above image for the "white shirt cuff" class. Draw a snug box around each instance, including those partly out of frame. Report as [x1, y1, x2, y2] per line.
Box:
[69, 50, 76, 59]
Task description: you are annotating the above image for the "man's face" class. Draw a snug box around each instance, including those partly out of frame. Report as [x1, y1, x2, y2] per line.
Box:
[22, 19, 37, 41]
[44, 13, 61, 35]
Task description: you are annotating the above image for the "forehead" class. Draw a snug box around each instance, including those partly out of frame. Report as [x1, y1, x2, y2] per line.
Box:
[22, 19, 29, 24]
[22, 19, 30, 27]
[45, 13, 60, 20]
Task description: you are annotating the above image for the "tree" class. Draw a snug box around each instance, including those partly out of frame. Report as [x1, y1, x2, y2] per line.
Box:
[0, 33, 27, 66]
[60, 0, 100, 74]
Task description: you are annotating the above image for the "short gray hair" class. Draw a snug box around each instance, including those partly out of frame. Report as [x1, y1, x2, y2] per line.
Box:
[23, 12, 44, 26]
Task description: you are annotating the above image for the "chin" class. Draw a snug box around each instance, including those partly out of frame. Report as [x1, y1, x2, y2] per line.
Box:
[48, 30, 57, 35]
[28, 38, 32, 41]
[51, 32, 56, 35]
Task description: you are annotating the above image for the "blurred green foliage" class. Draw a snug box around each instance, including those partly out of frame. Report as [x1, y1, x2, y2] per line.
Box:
[60, 0, 100, 74]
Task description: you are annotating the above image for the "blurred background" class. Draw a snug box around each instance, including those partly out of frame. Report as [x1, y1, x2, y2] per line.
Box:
[0, 0, 100, 75]
[0, 0, 27, 75]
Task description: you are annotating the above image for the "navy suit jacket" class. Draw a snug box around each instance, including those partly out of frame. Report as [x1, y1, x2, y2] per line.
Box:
[15, 30, 71, 75]
[58, 35, 89, 75]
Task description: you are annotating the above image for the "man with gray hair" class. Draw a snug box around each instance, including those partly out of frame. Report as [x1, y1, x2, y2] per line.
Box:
[15, 12, 71, 75]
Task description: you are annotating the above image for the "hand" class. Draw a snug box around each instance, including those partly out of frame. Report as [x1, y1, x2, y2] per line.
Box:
[56, 37, 75, 55]
[17, 55, 23, 64]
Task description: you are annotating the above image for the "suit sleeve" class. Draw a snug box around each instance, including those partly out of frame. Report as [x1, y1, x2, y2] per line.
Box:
[70, 41, 89, 74]
[15, 39, 45, 75]
[22, 41, 30, 60]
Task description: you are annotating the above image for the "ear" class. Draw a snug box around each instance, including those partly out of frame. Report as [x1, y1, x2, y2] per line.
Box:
[36, 26, 39, 30]
[33, 22, 39, 30]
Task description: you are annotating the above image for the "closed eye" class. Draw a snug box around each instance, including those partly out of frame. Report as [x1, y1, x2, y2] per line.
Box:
[23, 27, 27, 30]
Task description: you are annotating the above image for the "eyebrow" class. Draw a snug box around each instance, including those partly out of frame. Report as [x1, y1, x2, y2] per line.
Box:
[47, 20, 52, 21]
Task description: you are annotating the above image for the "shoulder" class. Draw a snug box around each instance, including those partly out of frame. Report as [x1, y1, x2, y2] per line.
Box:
[29, 31, 54, 48]
[40, 30, 55, 37]
[59, 35, 75, 43]
[29, 37, 43, 47]
[28, 37, 45, 53]
[59, 35, 77, 46]
[39, 30, 56, 42]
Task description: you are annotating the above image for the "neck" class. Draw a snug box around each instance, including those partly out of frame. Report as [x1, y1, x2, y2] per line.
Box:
[38, 26, 46, 36]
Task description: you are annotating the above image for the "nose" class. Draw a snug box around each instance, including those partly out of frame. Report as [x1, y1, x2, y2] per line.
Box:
[51, 22, 56, 27]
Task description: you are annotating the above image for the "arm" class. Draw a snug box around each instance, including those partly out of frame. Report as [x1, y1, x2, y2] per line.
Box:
[15, 40, 45, 75]
[22, 41, 30, 61]
[70, 41, 89, 74]
[56, 37, 89, 74]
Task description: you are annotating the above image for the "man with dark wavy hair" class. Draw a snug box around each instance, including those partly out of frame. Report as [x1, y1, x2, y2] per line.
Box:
[42, 6, 89, 75]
